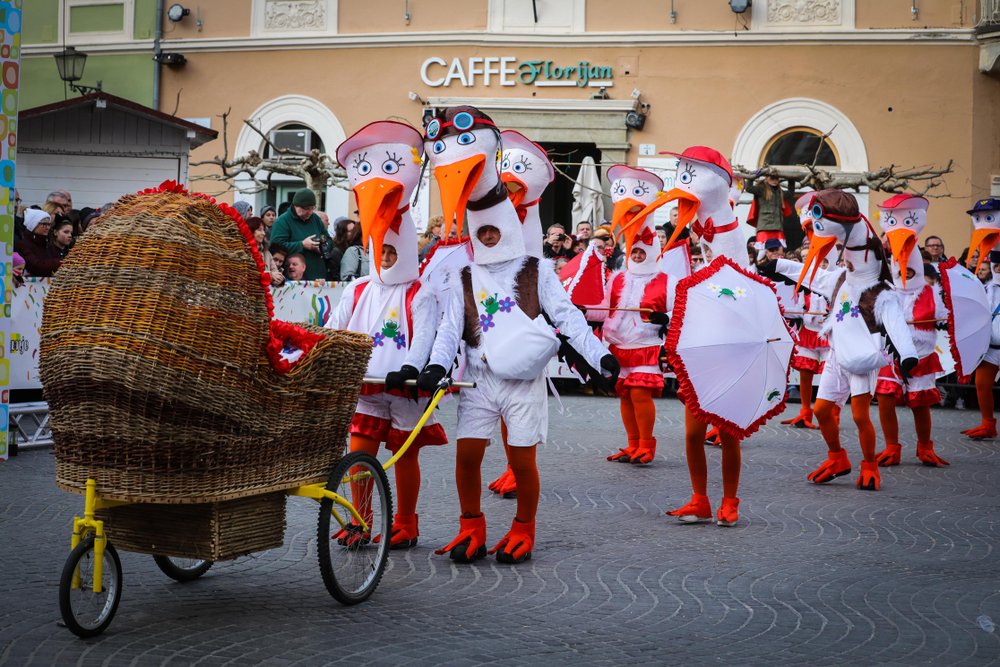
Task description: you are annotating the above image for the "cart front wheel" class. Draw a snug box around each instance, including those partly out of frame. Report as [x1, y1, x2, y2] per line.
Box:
[317, 451, 392, 605]
[153, 556, 213, 582]
[59, 536, 123, 638]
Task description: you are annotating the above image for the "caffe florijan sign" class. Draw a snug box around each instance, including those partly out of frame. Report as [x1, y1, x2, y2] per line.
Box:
[420, 57, 614, 88]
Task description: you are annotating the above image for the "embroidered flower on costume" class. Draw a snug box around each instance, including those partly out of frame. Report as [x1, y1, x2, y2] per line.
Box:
[850, 306, 861, 318]
[498, 296, 514, 313]
[733, 287, 748, 299]
[480, 313, 495, 332]
[477, 289, 489, 302]
[393, 333, 407, 349]
[388, 308, 399, 320]
[372, 332, 385, 347]
[708, 283, 722, 295]
[835, 311, 845, 322]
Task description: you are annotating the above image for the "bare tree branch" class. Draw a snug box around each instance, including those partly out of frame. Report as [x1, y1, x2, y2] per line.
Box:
[733, 160, 954, 197]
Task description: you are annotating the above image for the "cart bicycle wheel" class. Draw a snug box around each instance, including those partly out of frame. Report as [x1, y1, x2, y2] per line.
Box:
[317, 451, 392, 605]
[59, 536, 123, 638]
[153, 556, 213, 582]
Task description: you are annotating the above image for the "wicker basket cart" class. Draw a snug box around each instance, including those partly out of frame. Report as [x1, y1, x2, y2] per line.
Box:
[41, 182, 433, 638]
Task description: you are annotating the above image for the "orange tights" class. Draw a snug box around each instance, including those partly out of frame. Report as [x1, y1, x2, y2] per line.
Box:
[815, 395, 876, 462]
[350, 433, 422, 517]
[799, 370, 815, 414]
[877, 396, 932, 444]
[682, 407, 741, 498]
[456, 438, 538, 524]
[620, 387, 656, 441]
[975, 362, 998, 422]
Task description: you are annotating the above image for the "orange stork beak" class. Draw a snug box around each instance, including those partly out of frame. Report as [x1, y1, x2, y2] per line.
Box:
[500, 172, 527, 210]
[353, 177, 404, 277]
[969, 226, 1000, 274]
[434, 154, 485, 240]
[661, 188, 702, 248]
[611, 192, 674, 263]
[795, 233, 839, 294]
[884, 227, 918, 288]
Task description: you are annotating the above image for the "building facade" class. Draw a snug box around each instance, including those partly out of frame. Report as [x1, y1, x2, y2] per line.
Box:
[22, 0, 1000, 253]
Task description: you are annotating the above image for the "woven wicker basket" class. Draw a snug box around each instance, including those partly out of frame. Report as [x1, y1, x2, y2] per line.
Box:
[41, 182, 372, 505]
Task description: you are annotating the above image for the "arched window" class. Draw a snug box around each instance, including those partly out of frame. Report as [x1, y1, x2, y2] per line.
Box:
[762, 127, 838, 167]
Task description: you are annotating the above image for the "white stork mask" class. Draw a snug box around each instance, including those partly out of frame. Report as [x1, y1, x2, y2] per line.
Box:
[797, 189, 886, 292]
[659, 146, 746, 266]
[500, 130, 553, 258]
[877, 194, 928, 293]
[425, 106, 525, 265]
[607, 164, 663, 276]
[336, 121, 424, 285]
[968, 199, 1000, 275]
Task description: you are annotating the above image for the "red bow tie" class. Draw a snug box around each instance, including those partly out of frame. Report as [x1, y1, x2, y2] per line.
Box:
[515, 198, 540, 224]
[691, 216, 738, 243]
[636, 226, 656, 245]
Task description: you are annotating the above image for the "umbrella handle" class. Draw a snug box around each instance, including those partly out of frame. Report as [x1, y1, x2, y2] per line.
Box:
[584, 307, 653, 313]
[906, 318, 948, 325]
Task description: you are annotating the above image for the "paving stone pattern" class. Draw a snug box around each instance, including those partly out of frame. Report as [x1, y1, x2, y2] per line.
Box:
[1, 396, 999, 665]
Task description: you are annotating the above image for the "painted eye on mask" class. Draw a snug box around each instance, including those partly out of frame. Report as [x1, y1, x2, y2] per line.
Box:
[632, 186, 647, 197]
[356, 161, 372, 176]
[614, 183, 627, 197]
[988, 214, 996, 224]
[382, 159, 400, 174]
[814, 221, 824, 232]
[457, 132, 476, 146]
[432, 140, 446, 154]
[501, 157, 510, 170]
[903, 216, 915, 227]
[513, 161, 528, 174]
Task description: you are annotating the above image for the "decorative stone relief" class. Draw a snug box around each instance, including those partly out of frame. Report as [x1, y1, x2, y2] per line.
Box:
[264, 1, 327, 31]
[766, 0, 842, 25]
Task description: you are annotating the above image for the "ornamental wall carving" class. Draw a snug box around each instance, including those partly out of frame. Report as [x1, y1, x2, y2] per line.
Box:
[264, 0, 327, 31]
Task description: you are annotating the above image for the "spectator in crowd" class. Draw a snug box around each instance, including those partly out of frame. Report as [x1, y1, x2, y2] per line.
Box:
[691, 243, 705, 272]
[270, 242, 288, 275]
[45, 190, 73, 220]
[77, 207, 100, 235]
[977, 260, 991, 284]
[554, 256, 569, 274]
[11, 252, 24, 288]
[763, 238, 785, 261]
[246, 216, 285, 287]
[49, 218, 74, 259]
[575, 221, 593, 241]
[339, 222, 369, 281]
[572, 237, 588, 255]
[269, 188, 333, 281]
[543, 223, 570, 259]
[958, 246, 976, 269]
[662, 207, 687, 244]
[16, 209, 61, 277]
[318, 210, 330, 232]
[277, 201, 291, 216]
[656, 225, 668, 248]
[232, 200, 253, 221]
[260, 205, 277, 237]
[924, 235, 946, 264]
[560, 231, 578, 259]
[285, 253, 307, 281]
[924, 262, 940, 286]
[418, 215, 445, 261]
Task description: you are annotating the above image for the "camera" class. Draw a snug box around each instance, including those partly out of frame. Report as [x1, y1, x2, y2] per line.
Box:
[556, 233, 567, 242]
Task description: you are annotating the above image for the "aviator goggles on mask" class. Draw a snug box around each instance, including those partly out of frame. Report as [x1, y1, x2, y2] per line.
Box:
[424, 111, 496, 140]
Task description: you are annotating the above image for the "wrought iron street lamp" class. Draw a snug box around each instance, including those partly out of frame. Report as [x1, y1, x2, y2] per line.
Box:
[54, 47, 103, 95]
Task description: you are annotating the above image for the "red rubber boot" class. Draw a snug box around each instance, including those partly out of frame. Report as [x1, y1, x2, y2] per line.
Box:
[856, 461, 880, 491]
[916, 441, 950, 467]
[435, 513, 487, 563]
[630, 438, 657, 465]
[666, 493, 713, 523]
[807, 449, 852, 484]
[608, 439, 640, 463]
[876, 443, 902, 467]
[489, 518, 535, 564]
[716, 497, 740, 527]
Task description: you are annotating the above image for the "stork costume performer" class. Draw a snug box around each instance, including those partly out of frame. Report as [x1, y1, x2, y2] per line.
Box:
[487, 130, 556, 498]
[962, 198, 1000, 440]
[874, 194, 950, 467]
[781, 193, 830, 429]
[762, 189, 917, 491]
[589, 165, 670, 465]
[328, 121, 447, 548]
[417, 106, 618, 563]
[657, 146, 752, 525]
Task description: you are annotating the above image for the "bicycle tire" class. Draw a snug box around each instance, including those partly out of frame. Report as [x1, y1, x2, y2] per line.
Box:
[59, 536, 123, 638]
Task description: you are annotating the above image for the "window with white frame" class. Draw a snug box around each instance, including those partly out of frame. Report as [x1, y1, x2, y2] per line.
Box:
[65, 0, 135, 43]
[751, 0, 855, 31]
[251, 0, 339, 37]
[488, 0, 585, 34]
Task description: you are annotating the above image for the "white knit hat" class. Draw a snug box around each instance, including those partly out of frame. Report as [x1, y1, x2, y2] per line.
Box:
[23, 209, 52, 233]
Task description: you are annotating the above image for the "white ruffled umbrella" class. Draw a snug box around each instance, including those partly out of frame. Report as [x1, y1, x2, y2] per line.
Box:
[666, 256, 795, 439]
[938, 258, 991, 381]
[571, 156, 604, 229]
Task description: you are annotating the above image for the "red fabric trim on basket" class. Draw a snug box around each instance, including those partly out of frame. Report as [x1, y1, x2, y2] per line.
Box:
[616, 372, 664, 396]
[385, 422, 448, 453]
[350, 412, 391, 442]
[268, 319, 325, 374]
[938, 257, 971, 382]
[665, 255, 795, 441]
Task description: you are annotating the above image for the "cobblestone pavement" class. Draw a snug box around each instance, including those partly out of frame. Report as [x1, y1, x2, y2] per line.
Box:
[2, 396, 999, 665]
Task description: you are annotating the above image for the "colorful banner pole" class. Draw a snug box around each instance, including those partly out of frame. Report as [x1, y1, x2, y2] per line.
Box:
[0, 0, 20, 461]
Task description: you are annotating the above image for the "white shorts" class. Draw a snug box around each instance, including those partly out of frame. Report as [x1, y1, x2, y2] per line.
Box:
[986, 346, 1000, 367]
[815, 349, 879, 405]
[456, 365, 547, 447]
[356, 392, 437, 432]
